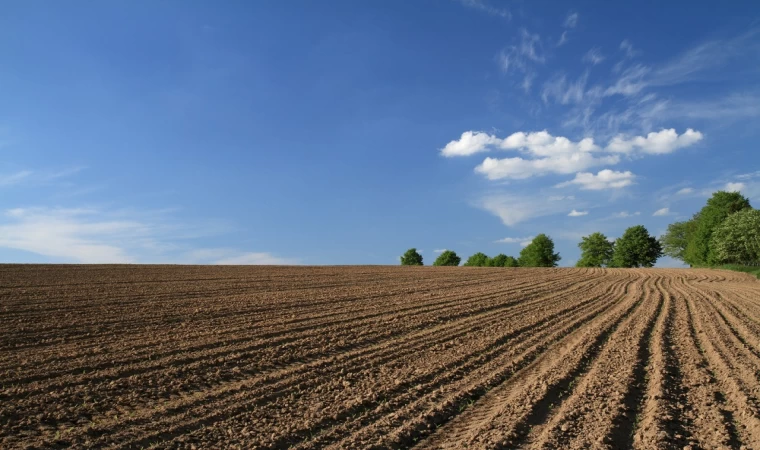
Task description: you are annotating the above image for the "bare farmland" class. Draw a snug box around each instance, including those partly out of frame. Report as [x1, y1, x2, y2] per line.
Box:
[1, 265, 760, 449]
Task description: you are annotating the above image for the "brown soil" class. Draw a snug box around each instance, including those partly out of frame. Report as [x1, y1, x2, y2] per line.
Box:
[1, 265, 759, 449]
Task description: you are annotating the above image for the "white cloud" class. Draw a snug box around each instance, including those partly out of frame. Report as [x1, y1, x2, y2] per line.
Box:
[568, 209, 588, 217]
[457, 0, 511, 20]
[564, 12, 578, 28]
[476, 153, 619, 180]
[583, 48, 605, 65]
[676, 187, 694, 195]
[499, 29, 544, 74]
[0, 206, 294, 264]
[478, 193, 573, 226]
[494, 236, 534, 247]
[548, 195, 575, 201]
[620, 39, 638, 58]
[433, 249, 446, 253]
[604, 64, 650, 97]
[441, 131, 500, 157]
[653, 207, 671, 216]
[556, 169, 635, 190]
[542, 73, 589, 105]
[725, 182, 745, 192]
[606, 128, 703, 154]
[612, 211, 640, 218]
[0, 170, 32, 186]
[737, 171, 760, 180]
[214, 252, 296, 265]
[500, 130, 599, 155]
[557, 31, 568, 47]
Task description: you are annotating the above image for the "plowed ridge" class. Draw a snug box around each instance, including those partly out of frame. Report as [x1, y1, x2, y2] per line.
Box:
[1, 265, 759, 449]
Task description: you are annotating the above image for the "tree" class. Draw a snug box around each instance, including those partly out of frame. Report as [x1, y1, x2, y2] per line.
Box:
[490, 254, 509, 267]
[659, 217, 698, 262]
[464, 252, 491, 267]
[710, 209, 760, 265]
[612, 225, 663, 268]
[576, 232, 614, 267]
[400, 248, 423, 266]
[684, 191, 751, 265]
[504, 256, 520, 267]
[518, 234, 560, 267]
[433, 250, 461, 266]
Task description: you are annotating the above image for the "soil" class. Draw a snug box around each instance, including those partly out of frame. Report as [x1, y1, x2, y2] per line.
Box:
[1, 265, 759, 449]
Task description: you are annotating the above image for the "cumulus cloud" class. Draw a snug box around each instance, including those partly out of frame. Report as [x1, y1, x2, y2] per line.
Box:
[568, 209, 588, 217]
[556, 169, 635, 190]
[676, 187, 694, 195]
[476, 153, 619, 180]
[443, 128, 702, 181]
[725, 182, 745, 192]
[441, 131, 501, 157]
[606, 128, 703, 154]
[653, 207, 671, 216]
[494, 236, 535, 246]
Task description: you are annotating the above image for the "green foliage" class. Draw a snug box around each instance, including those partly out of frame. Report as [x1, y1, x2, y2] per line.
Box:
[433, 250, 461, 266]
[400, 248, 423, 266]
[659, 218, 698, 262]
[611, 225, 663, 268]
[518, 234, 560, 267]
[490, 254, 519, 267]
[684, 191, 751, 265]
[717, 264, 760, 279]
[576, 232, 614, 267]
[464, 252, 491, 267]
[503, 256, 519, 267]
[710, 209, 760, 265]
[489, 254, 508, 267]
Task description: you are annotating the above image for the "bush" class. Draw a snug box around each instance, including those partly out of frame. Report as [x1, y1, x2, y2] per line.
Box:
[400, 248, 423, 266]
[464, 252, 491, 267]
[433, 250, 461, 266]
[518, 234, 560, 267]
[611, 225, 662, 268]
[576, 232, 614, 267]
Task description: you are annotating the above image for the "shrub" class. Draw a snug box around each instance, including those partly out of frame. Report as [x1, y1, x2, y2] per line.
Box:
[400, 248, 423, 266]
[464, 252, 491, 267]
[433, 250, 461, 266]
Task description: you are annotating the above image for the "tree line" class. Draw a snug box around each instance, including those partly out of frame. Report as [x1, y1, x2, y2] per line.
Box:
[660, 190, 758, 266]
[400, 234, 560, 267]
[401, 225, 665, 268]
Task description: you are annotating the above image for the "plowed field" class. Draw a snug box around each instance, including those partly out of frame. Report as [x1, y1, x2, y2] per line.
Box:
[2, 265, 760, 449]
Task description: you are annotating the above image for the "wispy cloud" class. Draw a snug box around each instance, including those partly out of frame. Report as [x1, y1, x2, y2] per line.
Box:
[583, 48, 605, 65]
[612, 211, 641, 218]
[564, 12, 579, 29]
[499, 29, 545, 74]
[433, 248, 447, 253]
[214, 252, 298, 265]
[0, 206, 294, 264]
[494, 236, 534, 246]
[725, 182, 745, 192]
[477, 192, 577, 226]
[568, 209, 588, 217]
[676, 187, 694, 195]
[653, 207, 671, 216]
[0, 170, 32, 186]
[457, 0, 511, 20]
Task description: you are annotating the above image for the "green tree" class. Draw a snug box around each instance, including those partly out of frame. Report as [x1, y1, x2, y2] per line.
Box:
[659, 217, 698, 262]
[504, 256, 519, 267]
[433, 250, 461, 266]
[399, 248, 423, 266]
[489, 254, 509, 267]
[684, 191, 751, 265]
[464, 252, 491, 267]
[576, 232, 614, 267]
[710, 209, 760, 265]
[612, 225, 663, 268]
[518, 234, 561, 267]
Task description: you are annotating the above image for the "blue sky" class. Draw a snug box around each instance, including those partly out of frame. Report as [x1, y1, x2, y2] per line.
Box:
[1, 1, 759, 265]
